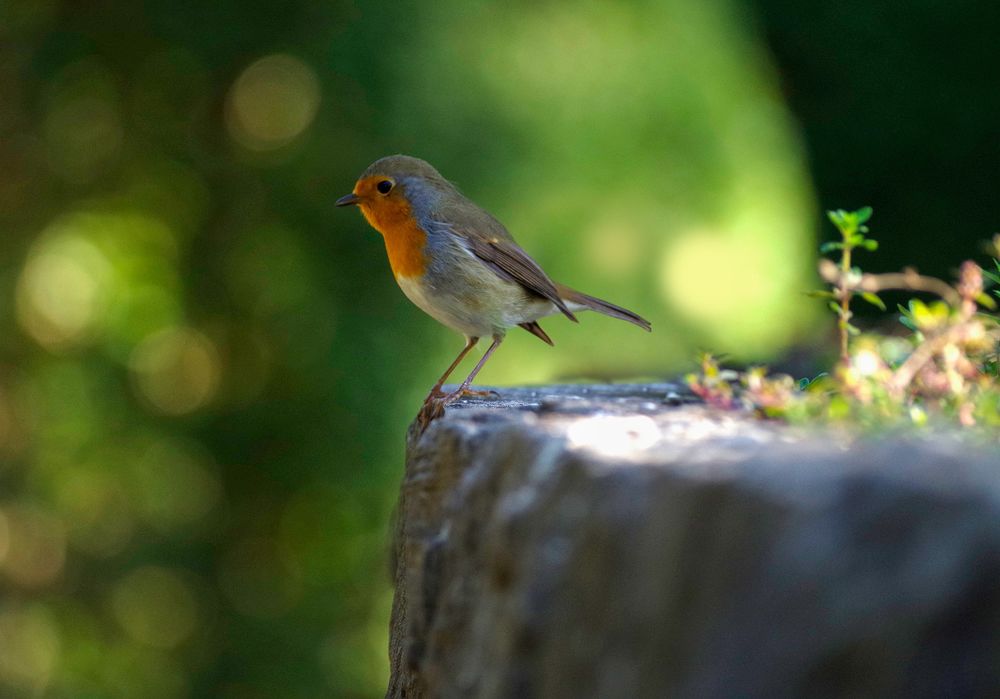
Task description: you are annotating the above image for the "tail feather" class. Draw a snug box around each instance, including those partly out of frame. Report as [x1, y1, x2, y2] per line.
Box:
[556, 284, 652, 331]
[518, 321, 554, 345]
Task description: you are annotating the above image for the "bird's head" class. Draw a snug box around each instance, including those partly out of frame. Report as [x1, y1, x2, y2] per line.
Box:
[336, 155, 456, 233]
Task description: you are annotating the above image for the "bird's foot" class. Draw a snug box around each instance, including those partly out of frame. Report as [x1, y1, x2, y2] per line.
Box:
[416, 399, 446, 430]
[450, 387, 501, 400]
[416, 386, 501, 432]
[421, 386, 499, 406]
[421, 386, 447, 406]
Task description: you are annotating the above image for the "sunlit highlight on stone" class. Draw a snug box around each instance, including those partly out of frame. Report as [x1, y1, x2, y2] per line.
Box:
[566, 415, 661, 456]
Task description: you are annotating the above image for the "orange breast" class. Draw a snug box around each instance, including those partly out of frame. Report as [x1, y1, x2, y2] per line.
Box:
[360, 197, 428, 279]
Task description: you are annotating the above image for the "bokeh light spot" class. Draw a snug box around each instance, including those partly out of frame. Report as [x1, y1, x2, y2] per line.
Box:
[110, 566, 198, 649]
[17, 234, 110, 350]
[218, 537, 302, 619]
[55, 468, 134, 557]
[659, 230, 780, 329]
[0, 605, 60, 694]
[0, 505, 66, 588]
[17, 210, 185, 357]
[132, 438, 222, 532]
[44, 95, 123, 183]
[0, 387, 14, 456]
[0, 0, 58, 34]
[0, 510, 9, 563]
[130, 327, 220, 414]
[226, 54, 320, 151]
[583, 216, 641, 276]
[42, 59, 123, 184]
[101, 646, 189, 699]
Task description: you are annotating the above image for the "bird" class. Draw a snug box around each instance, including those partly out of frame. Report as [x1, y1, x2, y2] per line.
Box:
[336, 155, 650, 417]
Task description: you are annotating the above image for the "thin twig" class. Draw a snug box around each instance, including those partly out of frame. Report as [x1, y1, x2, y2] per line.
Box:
[889, 323, 1000, 397]
[838, 245, 853, 364]
[817, 260, 961, 307]
[857, 269, 961, 307]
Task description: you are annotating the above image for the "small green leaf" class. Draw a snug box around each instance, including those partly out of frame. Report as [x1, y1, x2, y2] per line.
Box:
[827, 395, 851, 420]
[826, 209, 854, 235]
[855, 206, 873, 224]
[819, 241, 843, 253]
[977, 292, 997, 309]
[847, 323, 861, 336]
[907, 299, 950, 330]
[828, 301, 842, 314]
[862, 239, 879, 251]
[804, 290, 836, 299]
[799, 372, 831, 392]
[930, 301, 950, 318]
[861, 292, 886, 310]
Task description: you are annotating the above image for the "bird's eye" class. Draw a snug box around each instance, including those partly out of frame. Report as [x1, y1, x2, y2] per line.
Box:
[376, 179, 394, 194]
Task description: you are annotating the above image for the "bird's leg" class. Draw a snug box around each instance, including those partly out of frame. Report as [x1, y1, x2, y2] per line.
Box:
[417, 335, 503, 430]
[441, 334, 504, 405]
[422, 336, 478, 405]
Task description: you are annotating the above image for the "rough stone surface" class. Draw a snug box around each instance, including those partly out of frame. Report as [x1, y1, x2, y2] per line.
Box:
[387, 384, 1000, 699]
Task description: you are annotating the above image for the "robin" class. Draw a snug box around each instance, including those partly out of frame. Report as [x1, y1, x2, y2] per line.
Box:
[336, 155, 650, 415]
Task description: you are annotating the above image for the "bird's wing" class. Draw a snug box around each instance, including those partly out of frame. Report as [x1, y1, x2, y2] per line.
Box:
[439, 204, 577, 322]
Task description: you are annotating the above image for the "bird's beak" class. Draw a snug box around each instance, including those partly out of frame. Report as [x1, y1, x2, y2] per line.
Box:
[335, 193, 360, 207]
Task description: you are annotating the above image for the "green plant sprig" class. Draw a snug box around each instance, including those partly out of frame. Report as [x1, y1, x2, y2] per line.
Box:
[816, 206, 879, 364]
[689, 208, 1000, 428]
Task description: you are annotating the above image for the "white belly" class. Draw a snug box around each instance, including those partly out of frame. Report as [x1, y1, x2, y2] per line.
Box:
[396, 275, 493, 337]
[395, 274, 556, 339]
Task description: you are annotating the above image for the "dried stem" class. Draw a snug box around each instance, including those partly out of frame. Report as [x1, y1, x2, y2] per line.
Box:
[837, 245, 853, 364]
[856, 269, 961, 307]
[889, 322, 998, 397]
[818, 260, 961, 308]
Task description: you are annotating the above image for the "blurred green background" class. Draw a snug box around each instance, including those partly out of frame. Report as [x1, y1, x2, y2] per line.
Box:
[0, 0, 995, 696]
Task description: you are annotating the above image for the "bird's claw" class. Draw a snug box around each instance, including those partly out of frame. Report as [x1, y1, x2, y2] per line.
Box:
[416, 399, 446, 430]
[454, 387, 500, 399]
[422, 386, 499, 406]
[421, 387, 447, 406]
[416, 386, 501, 432]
